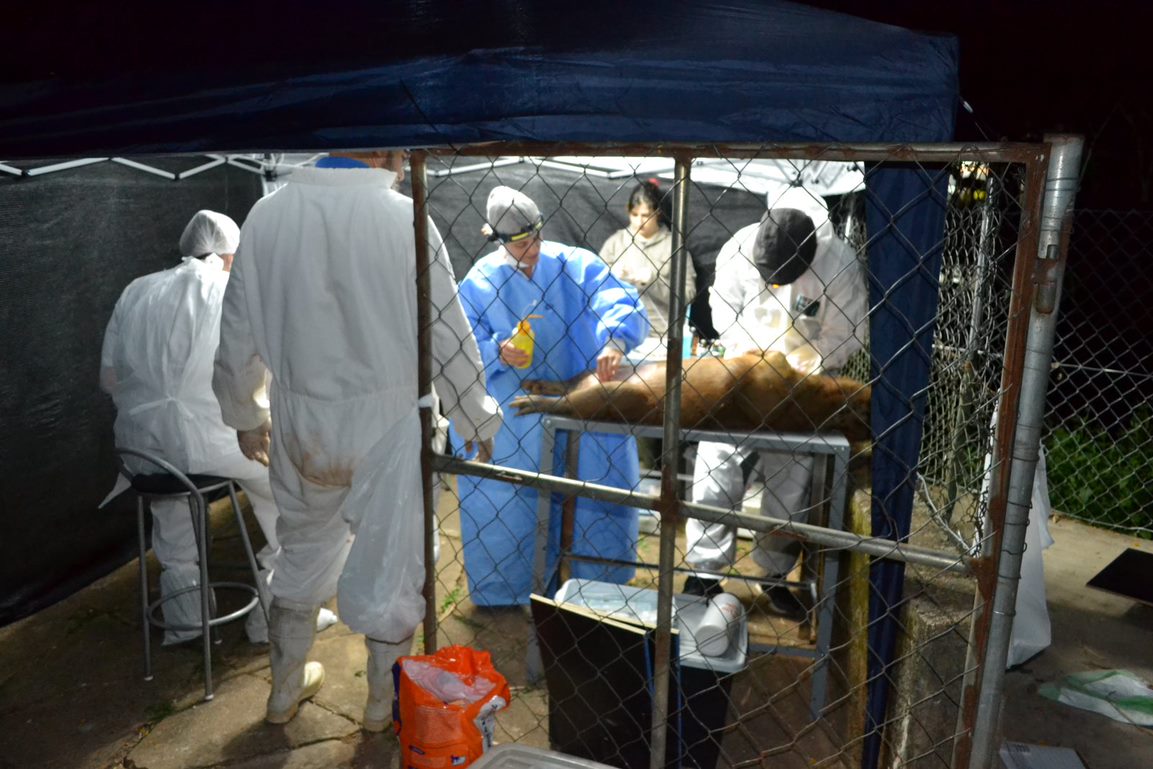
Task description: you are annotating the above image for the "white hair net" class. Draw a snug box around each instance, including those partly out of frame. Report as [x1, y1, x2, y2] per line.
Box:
[483, 186, 542, 242]
[178, 210, 240, 257]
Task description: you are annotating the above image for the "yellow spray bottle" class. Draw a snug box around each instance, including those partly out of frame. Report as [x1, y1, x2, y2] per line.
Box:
[509, 314, 543, 369]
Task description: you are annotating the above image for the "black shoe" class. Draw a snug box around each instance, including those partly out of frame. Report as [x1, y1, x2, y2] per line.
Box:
[682, 576, 724, 598]
[759, 584, 807, 621]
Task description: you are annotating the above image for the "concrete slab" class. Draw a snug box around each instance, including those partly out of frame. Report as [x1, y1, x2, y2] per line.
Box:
[308, 625, 375, 725]
[0, 675, 152, 769]
[495, 687, 551, 748]
[222, 739, 359, 769]
[3, 482, 1153, 769]
[127, 672, 359, 769]
[1000, 517, 1153, 769]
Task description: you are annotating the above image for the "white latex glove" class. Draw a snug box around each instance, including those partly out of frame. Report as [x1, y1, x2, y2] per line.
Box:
[786, 342, 822, 376]
[465, 437, 494, 464]
[238, 419, 272, 467]
[597, 347, 624, 382]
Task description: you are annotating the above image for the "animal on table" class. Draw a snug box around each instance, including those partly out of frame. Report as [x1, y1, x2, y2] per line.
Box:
[509, 351, 871, 442]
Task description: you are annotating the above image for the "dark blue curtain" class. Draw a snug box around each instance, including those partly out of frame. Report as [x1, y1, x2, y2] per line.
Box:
[862, 165, 950, 769]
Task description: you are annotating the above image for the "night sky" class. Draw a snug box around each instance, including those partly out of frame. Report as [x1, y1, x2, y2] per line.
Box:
[805, 0, 1153, 210]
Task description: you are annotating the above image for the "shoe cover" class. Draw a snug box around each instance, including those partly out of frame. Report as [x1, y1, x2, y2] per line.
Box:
[159, 566, 209, 645]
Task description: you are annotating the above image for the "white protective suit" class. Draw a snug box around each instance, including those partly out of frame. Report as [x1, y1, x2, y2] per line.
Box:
[213, 165, 501, 643]
[687, 187, 868, 578]
[100, 211, 282, 645]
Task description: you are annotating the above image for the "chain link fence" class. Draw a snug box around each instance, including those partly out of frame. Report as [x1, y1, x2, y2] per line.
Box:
[918, 203, 1153, 542]
[1042, 209, 1153, 537]
[406, 144, 1054, 769]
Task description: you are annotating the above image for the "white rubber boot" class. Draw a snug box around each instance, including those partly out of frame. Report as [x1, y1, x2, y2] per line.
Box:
[266, 602, 326, 724]
[362, 635, 413, 732]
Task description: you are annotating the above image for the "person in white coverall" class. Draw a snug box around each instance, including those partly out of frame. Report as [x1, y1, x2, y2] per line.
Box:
[213, 151, 502, 729]
[683, 186, 867, 618]
[99, 210, 336, 646]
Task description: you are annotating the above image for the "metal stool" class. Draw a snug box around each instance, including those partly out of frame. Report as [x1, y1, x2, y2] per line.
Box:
[115, 448, 269, 700]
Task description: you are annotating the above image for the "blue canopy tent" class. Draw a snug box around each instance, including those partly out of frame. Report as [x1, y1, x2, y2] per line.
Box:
[1, 1, 955, 154]
[1, 2, 957, 765]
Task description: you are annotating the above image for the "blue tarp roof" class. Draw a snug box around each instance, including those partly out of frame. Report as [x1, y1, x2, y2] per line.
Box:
[1, 0, 957, 156]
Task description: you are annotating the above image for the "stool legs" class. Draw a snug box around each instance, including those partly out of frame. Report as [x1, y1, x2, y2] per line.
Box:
[228, 483, 270, 627]
[137, 496, 153, 682]
[136, 481, 266, 702]
[189, 492, 214, 700]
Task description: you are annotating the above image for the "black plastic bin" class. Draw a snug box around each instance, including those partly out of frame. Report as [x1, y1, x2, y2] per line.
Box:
[532, 579, 748, 769]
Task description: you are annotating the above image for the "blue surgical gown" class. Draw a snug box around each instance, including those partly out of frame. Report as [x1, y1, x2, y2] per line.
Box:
[451, 241, 650, 606]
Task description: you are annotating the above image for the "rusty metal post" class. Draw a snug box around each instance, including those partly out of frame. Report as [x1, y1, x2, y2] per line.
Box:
[411, 150, 439, 654]
[558, 432, 582, 586]
[952, 146, 1047, 769]
[648, 153, 692, 769]
[964, 136, 1083, 769]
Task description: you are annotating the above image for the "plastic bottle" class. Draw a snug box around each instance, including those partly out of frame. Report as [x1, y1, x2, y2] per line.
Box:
[694, 593, 743, 657]
[682, 319, 695, 359]
[508, 314, 542, 369]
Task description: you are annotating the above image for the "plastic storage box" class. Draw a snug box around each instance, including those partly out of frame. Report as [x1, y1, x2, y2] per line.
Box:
[553, 579, 748, 674]
[471, 744, 618, 769]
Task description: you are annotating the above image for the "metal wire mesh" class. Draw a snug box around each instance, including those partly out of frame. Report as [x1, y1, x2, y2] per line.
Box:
[1043, 209, 1153, 538]
[410, 146, 1047, 769]
[915, 164, 1026, 548]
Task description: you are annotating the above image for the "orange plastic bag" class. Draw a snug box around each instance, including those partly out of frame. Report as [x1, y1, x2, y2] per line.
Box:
[394, 645, 512, 769]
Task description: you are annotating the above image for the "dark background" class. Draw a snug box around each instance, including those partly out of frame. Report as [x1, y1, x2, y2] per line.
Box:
[0, 161, 263, 625]
[820, 0, 1153, 436]
[805, 0, 1153, 210]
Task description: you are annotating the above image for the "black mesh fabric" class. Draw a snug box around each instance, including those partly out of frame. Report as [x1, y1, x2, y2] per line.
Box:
[0, 159, 261, 626]
[421, 161, 768, 340]
[0, 156, 770, 626]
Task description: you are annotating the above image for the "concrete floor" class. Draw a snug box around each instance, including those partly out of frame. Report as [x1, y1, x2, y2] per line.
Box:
[1, 497, 1151, 769]
[999, 516, 1153, 769]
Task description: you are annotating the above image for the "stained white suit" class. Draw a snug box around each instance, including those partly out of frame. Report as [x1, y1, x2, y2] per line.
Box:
[214, 165, 500, 641]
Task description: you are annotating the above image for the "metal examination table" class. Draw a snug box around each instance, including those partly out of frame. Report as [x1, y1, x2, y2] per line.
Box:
[532, 416, 852, 720]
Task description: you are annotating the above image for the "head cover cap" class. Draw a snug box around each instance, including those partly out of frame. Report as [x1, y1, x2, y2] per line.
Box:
[751, 208, 817, 286]
[179, 210, 240, 257]
[482, 186, 544, 243]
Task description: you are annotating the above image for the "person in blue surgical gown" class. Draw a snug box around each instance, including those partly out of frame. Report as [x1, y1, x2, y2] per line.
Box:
[452, 186, 650, 606]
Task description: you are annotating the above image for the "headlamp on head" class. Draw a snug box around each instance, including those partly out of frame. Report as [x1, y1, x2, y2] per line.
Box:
[483, 185, 544, 245]
[489, 216, 544, 244]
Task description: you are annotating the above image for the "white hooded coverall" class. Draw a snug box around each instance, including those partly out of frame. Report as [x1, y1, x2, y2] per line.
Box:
[100, 212, 281, 644]
[213, 166, 500, 643]
[687, 187, 868, 578]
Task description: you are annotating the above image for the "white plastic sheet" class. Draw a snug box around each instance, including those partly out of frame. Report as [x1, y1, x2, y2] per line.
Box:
[1039, 670, 1153, 726]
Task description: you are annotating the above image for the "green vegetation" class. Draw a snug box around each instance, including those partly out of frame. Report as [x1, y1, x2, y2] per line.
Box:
[439, 586, 464, 615]
[1046, 410, 1153, 537]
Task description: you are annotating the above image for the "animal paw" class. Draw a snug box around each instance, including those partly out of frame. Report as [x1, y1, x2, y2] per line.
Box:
[522, 379, 567, 396]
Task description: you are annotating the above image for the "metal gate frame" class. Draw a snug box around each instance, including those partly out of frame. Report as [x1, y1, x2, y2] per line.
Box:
[408, 138, 1082, 769]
